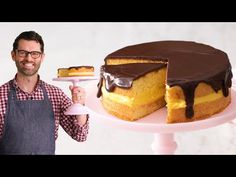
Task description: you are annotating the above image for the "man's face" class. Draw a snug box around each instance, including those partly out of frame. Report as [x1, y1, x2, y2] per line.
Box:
[11, 39, 44, 77]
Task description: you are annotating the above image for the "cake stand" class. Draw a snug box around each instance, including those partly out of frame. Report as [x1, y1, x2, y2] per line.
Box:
[85, 80, 236, 154]
[53, 76, 99, 115]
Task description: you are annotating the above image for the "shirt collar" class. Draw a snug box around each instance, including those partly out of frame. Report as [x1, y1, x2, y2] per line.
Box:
[12, 74, 42, 93]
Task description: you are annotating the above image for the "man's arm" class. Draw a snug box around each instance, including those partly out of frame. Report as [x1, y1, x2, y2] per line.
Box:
[59, 86, 89, 142]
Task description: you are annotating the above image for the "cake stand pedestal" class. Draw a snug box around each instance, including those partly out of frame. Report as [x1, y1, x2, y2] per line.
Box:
[151, 133, 177, 154]
[53, 76, 99, 115]
[85, 80, 236, 154]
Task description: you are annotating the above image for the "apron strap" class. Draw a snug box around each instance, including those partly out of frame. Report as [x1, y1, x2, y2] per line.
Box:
[8, 80, 16, 100]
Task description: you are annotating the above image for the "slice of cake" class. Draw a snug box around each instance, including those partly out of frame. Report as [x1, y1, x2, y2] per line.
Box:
[97, 63, 167, 121]
[57, 66, 94, 77]
[97, 41, 233, 123]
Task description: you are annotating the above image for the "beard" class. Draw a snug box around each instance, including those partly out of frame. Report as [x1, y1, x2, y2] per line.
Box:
[15, 61, 41, 77]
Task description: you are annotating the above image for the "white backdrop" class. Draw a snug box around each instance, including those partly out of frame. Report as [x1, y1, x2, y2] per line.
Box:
[1, 22, 236, 154]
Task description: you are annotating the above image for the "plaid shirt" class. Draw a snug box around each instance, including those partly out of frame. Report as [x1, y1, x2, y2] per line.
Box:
[0, 76, 89, 142]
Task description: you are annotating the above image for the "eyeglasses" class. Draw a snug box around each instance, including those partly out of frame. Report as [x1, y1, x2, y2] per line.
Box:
[16, 49, 42, 59]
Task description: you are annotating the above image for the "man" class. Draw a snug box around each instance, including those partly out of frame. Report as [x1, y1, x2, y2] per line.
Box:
[0, 31, 89, 155]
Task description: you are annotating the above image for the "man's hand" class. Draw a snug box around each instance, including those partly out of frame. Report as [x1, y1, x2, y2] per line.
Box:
[69, 85, 88, 126]
[69, 85, 86, 105]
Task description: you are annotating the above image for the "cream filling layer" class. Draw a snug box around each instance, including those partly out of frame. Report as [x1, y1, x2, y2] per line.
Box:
[167, 90, 224, 109]
[68, 72, 94, 76]
[102, 86, 165, 107]
[102, 86, 225, 109]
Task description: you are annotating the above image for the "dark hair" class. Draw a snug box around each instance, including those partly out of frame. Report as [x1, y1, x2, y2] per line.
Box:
[13, 31, 44, 53]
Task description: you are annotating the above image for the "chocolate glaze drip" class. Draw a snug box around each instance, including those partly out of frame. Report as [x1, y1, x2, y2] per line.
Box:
[97, 63, 166, 97]
[68, 66, 94, 70]
[98, 41, 233, 118]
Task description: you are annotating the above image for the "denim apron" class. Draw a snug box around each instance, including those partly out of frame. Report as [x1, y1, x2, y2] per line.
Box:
[0, 81, 55, 155]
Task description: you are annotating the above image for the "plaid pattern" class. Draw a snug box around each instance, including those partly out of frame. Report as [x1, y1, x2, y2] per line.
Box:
[0, 76, 89, 142]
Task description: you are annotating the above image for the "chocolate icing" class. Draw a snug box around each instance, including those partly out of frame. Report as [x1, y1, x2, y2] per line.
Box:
[97, 41, 233, 118]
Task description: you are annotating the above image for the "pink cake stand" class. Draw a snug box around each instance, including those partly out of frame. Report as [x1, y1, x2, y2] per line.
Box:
[53, 76, 99, 115]
[85, 80, 236, 154]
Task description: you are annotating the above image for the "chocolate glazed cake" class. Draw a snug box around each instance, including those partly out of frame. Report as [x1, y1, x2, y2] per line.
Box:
[97, 41, 233, 123]
[57, 66, 94, 77]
